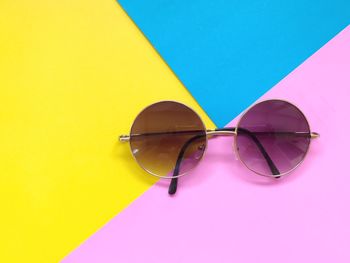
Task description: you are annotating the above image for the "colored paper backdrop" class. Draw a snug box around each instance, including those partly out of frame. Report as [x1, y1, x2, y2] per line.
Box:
[119, 0, 350, 126]
[64, 25, 350, 263]
[0, 1, 213, 262]
[1, 0, 349, 262]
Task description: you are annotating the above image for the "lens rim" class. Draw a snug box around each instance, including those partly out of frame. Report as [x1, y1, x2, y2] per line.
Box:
[128, 100, 208, 179]
[234, 99, 312, 178]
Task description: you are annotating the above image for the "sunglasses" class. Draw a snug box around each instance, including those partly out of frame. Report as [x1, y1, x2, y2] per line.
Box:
[119, 99, 319, 195]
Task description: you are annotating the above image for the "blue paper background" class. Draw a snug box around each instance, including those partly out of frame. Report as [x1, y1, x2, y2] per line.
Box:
[118, 0, 350, 126]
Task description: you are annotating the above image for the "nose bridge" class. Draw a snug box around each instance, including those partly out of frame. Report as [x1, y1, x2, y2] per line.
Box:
[206, 129, 239, 160]
[206, 129, 237, 136]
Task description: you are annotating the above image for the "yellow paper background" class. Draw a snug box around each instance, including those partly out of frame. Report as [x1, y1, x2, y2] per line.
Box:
[0, 1, 214, 262]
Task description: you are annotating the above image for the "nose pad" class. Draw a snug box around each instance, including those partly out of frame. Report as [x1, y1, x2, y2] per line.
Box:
[194, 144, 206, 159]
[232, 142, 239, 160]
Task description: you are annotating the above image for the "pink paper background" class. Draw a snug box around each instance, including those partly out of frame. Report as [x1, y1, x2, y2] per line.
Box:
[63, 26, 350, 262]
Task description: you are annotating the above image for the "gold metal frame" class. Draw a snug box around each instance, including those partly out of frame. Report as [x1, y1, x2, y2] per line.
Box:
[119, 99, 320, 180]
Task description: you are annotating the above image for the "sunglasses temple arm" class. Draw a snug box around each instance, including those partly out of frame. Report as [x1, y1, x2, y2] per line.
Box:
[168, 134, 206, 195]
[234, 128, 280, 176]
[169, 128, 281, 195]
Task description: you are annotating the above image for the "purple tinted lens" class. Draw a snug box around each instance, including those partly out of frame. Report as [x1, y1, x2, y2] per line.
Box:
[236, 100, 311, 176]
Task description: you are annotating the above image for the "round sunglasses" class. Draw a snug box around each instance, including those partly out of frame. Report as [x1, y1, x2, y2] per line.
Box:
[119, 99, 319, 195]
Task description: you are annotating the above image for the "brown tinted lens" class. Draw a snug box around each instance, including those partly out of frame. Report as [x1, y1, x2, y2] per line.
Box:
[130, 101, 207, 178]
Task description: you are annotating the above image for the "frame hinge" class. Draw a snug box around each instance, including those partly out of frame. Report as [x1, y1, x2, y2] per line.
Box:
[119, 135, 130, 142]
[310, 132, 320, 139]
